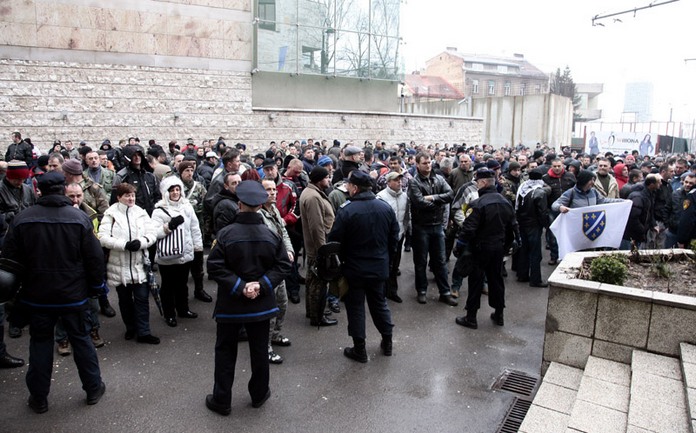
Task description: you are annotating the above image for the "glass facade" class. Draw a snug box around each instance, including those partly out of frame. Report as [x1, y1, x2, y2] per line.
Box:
[254, 0, 403, 80]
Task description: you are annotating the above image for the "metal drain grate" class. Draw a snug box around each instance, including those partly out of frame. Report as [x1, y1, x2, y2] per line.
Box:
[491, 369, 540, 397]
[495, 397, 533, 433]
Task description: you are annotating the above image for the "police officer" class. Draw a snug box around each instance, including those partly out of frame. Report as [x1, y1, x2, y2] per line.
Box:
[1, 171, 107, 413]
[328, 171, 399, 363]
[677, 187, 696, 248]
[205, 181, 292, 415]
[455, 169, 518, 329]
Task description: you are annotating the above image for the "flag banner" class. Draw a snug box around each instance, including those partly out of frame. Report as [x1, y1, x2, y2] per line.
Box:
[550, 201, 632, 259]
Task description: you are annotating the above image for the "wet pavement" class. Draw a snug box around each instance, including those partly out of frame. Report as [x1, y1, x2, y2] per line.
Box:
[0, 252, 554, 433]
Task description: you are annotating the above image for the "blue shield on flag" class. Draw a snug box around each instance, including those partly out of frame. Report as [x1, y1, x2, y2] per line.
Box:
[582, 210, 606, 241]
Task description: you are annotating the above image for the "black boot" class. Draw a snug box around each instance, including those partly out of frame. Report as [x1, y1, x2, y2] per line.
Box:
[344, 338, 368, 363]
[99, 297, 116, 318]
[380, 335, 392, 356]
[194, 289, 213, 303]
[491, 308, 504, 326]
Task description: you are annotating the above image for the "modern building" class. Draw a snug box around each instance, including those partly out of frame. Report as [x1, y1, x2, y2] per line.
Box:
[575, 83, 604, 121]
[424, 47, 549, 100]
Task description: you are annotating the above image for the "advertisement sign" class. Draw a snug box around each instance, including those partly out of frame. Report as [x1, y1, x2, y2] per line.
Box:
[585, 131, 655, 156]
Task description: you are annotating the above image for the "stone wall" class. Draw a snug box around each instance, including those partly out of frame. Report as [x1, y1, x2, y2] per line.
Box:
[0, 59, 483, 153]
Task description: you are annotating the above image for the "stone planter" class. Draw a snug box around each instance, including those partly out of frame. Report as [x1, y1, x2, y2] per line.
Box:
[543, 249, 696, 372]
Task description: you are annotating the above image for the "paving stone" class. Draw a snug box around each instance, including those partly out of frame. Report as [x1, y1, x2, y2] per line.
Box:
[684, 362, 696, 390]
[576, 375, 630, 413]
[591, 339, 634, 364]
[686, 387, 696, 423]
[595, 294, 651, 347]
[632, 350, 682, 380]
[682, 343, 696, 365]
[519, 404, 570, 433]
[532, 381, 578, 415]
[584, 356, 631, 386]
[631, 370, 687, 408]
[543, 362, 584, 391]
[546, 286, 598, 337]
[543, 331, 592, 369]
[568, 399, 627, 433]
[648, 305, 696, 356]
[628, 396, 690, 433]
[626, 425, 656, 433]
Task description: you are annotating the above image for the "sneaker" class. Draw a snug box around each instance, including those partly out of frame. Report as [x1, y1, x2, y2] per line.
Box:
[268, 351, 283, 364]
[57, 340, 72, 356]
[416, 293, 427, 304]
[90, 330, 105, 348]
[271, 335, 291, 346]
[328, 300, 341, 314]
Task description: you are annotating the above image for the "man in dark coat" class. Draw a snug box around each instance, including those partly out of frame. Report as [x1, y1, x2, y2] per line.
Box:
[328, 170, 399, 363]
[111, 145, 160, 215]
[515, 169, 550, 287]
[455, 169, 518, 330]
[205, 181, 291, 415]
[5, 131, 34, 164]
[1, 171, 107, 413]
[621, 174, 660, 249]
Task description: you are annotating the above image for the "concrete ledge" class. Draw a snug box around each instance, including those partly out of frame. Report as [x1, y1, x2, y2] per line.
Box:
[545, 249, 696, 366]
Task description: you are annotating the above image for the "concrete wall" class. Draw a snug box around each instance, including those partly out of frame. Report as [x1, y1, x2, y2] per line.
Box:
[0, 59, 483, 152]
[472, 93, 573, 148]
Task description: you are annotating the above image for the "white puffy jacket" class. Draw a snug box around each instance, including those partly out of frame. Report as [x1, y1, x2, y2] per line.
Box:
[377, 186, 410, 238]
[151, 176, 203, 265]
[99, 202, 161, 287]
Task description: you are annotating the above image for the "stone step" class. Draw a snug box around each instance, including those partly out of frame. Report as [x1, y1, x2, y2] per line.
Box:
[519, 362, 583, 433]
[566, 356, 631, 433]
[680, 343, 696, 433]
[628, 350, 690, 433]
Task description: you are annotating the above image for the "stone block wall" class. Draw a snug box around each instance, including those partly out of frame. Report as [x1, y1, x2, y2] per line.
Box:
[0, 59, 482, 153]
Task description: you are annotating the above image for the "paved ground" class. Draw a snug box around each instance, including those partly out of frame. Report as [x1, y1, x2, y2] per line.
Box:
[0, 251, 554, 433]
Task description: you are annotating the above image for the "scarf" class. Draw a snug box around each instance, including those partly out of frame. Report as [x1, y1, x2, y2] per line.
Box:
[516, 179, 545, 210]
[546, 167, 565, 179]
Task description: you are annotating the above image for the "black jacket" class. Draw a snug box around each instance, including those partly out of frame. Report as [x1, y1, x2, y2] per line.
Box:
[459, 186, 518, 252]
[1, 195, 105, 312]
[408, 170, 454, 226]
[111, 166, 161, 215]
[542, 170, 576, 205]
[332, 160, 360, 185]
[653, 180, 673, 223]
[5, 140, 33, 164]
[207, 212, 291, 323]
[624, 184, 655, 243]
[0, 178, 37, 245]
[211, 189, 239, 234]
[516, 185, 549, 229]
[669, 187, 689, 232]
[328, 191, 399, 280]
[677, 190, 696, 245]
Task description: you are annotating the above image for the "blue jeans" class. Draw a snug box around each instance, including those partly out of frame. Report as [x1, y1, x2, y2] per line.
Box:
[116, 283, 152, 337]
[411, 224, 451, 295]
[546, 212, 559, 260]
[518, 226, 543, 284]
[27, 310, 102, 399]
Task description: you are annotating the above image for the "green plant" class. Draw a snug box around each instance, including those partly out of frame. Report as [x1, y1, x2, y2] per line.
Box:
[589, 254, 628, 286]
[690, 239, 696, 255]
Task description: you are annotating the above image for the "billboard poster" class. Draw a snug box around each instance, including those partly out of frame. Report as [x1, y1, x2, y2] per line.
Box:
[585, 131, 655, 156]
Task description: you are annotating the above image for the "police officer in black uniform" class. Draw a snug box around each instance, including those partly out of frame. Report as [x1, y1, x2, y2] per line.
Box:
[677, 188, 696, 248]
[205, 180, 292, 416]
[328, 170, 399, 363]
[455, 169, 518, 329]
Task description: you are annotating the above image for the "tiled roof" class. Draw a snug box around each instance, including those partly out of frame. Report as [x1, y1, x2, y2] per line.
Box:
[404, 74, 465, 100]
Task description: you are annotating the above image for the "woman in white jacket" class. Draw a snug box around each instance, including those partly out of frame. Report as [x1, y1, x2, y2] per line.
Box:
[151, 176, 203, 327]
[99, 183, 165, 344]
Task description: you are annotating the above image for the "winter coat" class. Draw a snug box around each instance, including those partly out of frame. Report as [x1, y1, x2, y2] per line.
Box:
[408, 170, 454, 226]
[551, 186, 625, 212]
[151, 176, 203, 266]
[376, 186, 410, 238]
[98, 202, 161, 288]
[624, 183, 655, 243]
[299, 183, 335, 259]
[593, 174, 620, 198]
[1, 195, 105, 312]
[207, 212, 292, 323]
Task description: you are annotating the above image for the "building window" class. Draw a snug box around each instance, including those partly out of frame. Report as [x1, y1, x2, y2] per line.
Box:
[520, 83, 526, 96]
[504, 81, 511, 96]
[472, 79, 479, 94]
[488, 80, 495, 95]
[497, 65, 508, 73]
[535, 84, 542, 94]
[472, 63, 483, 71]
[258, 0, 276, 31]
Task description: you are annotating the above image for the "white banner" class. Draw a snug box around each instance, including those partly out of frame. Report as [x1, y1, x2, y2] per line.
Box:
[585, 131, 655, 156]
[550, 201, 632, 259]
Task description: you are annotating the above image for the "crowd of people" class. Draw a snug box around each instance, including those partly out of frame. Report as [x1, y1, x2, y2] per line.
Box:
[0, 131, 695, 414]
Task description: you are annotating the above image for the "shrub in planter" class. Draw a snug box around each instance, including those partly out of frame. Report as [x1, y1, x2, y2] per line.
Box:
[589, 254, 628, 286]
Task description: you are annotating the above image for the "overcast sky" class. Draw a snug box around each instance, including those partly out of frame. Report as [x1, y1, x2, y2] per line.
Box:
[400, 0, 696, 123]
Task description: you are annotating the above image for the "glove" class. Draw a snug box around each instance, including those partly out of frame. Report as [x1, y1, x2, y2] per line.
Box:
[125, 239, 141, 251]
[168, 215, 185, 230]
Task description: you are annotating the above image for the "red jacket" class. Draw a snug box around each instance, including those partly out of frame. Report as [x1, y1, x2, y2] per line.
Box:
[276, 177, 298, 226]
